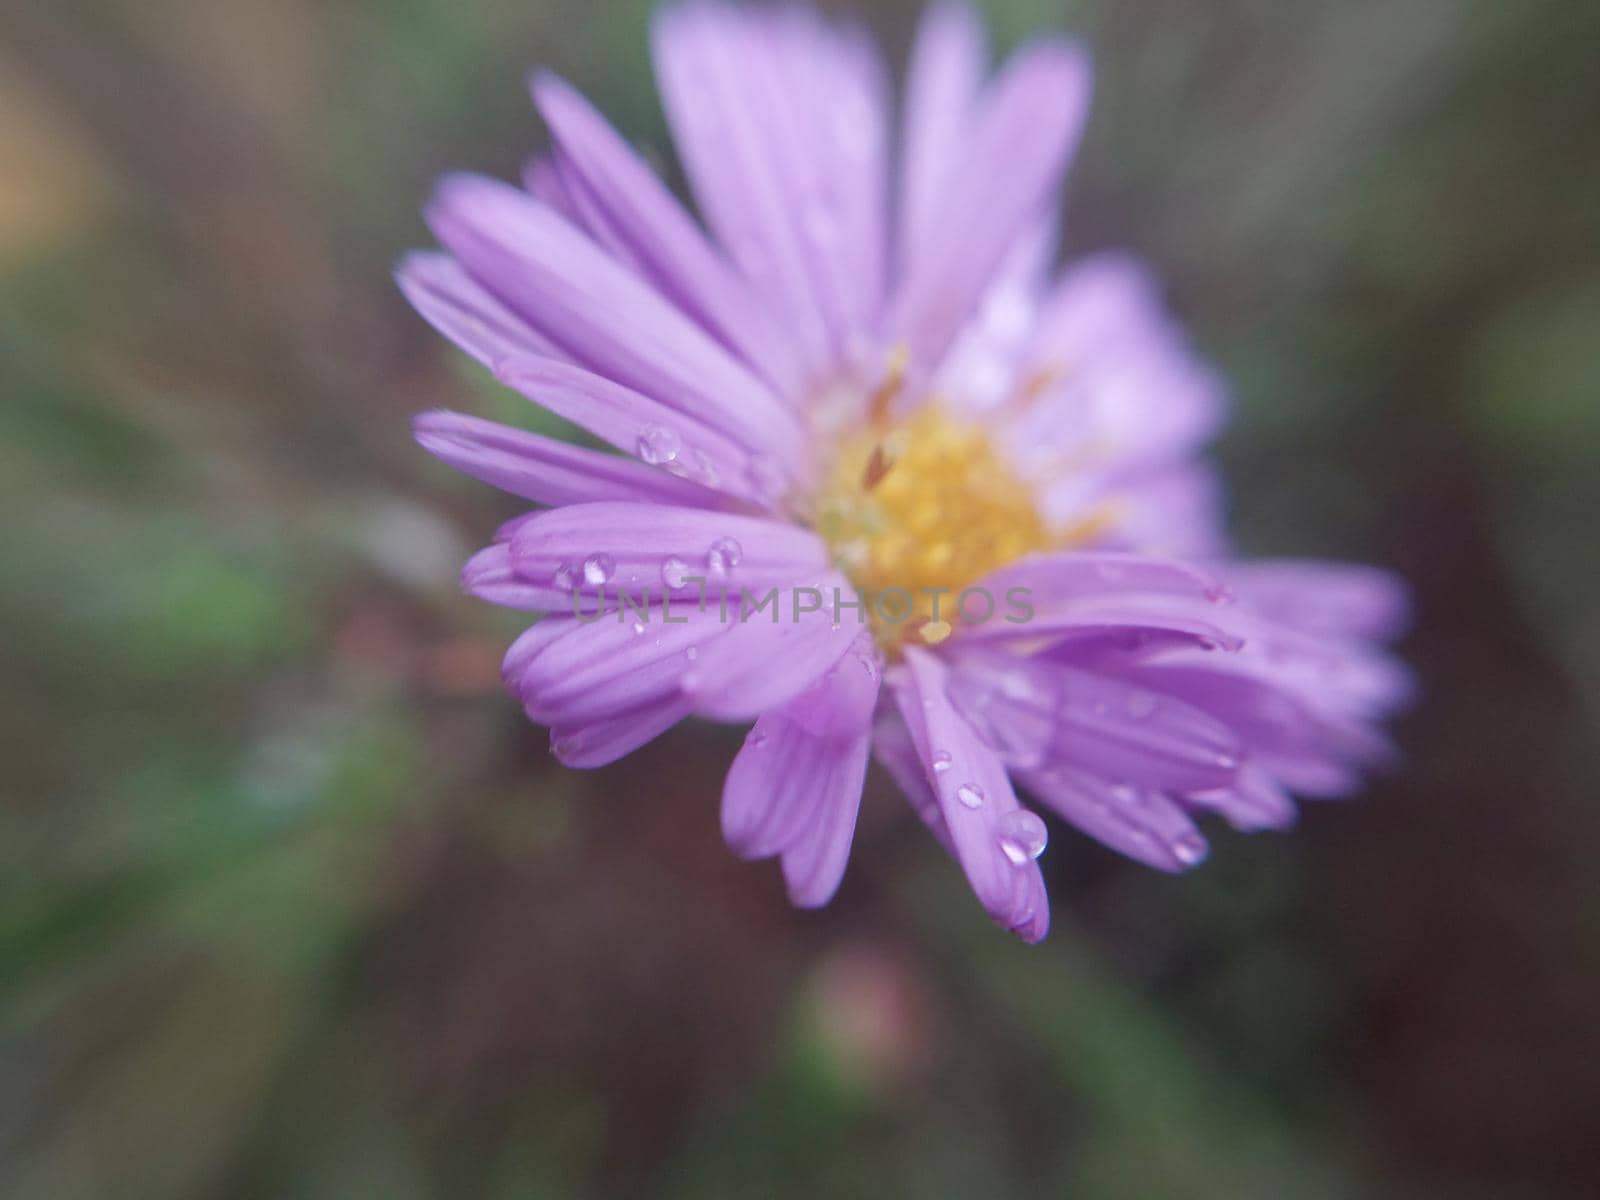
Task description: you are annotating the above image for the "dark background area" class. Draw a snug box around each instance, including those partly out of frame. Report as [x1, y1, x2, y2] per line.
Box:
[2, 0, 1598, 1195]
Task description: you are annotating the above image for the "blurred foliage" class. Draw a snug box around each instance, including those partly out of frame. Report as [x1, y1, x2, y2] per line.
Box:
[1, 0, 1598, 1197]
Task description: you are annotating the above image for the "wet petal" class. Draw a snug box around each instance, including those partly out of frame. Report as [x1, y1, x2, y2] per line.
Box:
[427, 173, 807, 465]
[1018, 766, 1208, 873]
[722, 638, 877, 906]
[549, 694, 692, 768]
[899, 2, 987, 282]
[1186, 764, 1298, 833]
[890, 648, 1050, 943]
[1225, 561, 1411, 641]
[414, 410, 726, 509]
[653, 5, 843, 374]
[518, 608, 732, 725]
[886, 38, 1091, 370]
[966, 552, 1244, 650]
[507, 501, 828, 602]
[948, 651, 1244, 791]
[531, 72, 807, 397]
[681, 572, 862, 720]
[397, 251, 563, 364]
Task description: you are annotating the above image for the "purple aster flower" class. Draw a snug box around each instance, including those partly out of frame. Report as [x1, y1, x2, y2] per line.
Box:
[402, 2, 1412, 941]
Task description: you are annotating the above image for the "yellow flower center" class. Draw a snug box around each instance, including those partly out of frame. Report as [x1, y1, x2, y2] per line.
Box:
[812, 403, 1062, 652]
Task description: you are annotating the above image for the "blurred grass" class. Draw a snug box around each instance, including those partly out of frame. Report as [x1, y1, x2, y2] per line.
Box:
[1, 0, 1598, 1197]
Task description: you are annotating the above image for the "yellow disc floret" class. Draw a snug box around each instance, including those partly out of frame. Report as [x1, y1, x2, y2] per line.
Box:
[813, 404, 1058, 652]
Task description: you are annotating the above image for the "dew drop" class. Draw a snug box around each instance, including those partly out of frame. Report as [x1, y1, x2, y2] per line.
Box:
[637, 425, 682, 465]
[552, 563, 577, 591]
[956, 782, 986, 810]
[632, 619, 648, 635]
[1172, 832, 1209, 866]
[932, 751, 953, 773]
[706, 536, 743, 576]
[685, 646, 699, 662]
[661, 556, 691, 589]
[583, 553, 616, 587]
[748, 729, 769, 748]
[997, 810, 1049, 865]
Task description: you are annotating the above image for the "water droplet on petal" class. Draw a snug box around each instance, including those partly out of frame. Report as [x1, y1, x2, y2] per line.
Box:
[583, 553, 615, 586]
[997, 810, 1049, 865]
[1172, 832, 1209, 866]
[932, 751, 953, 773]
[685, 646, 699, 661]
[552, 563, 577, 591]
[956, 783, 986, 810]
[632, 619, 647, 635]
[748, 729, 769, 748]
[706, 536, 743, 576]
[662, 556, 691, 589]
[637, 425, 682, 465]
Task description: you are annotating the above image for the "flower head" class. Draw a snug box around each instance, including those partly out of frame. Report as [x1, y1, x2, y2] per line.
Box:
[402, 2, 1411, 941]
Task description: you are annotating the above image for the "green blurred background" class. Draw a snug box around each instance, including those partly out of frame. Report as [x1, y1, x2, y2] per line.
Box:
[3, 0, 1599, 1196]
